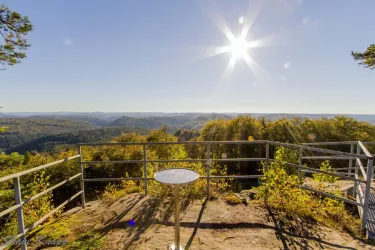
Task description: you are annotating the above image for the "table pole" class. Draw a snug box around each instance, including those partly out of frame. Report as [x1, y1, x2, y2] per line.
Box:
[174, 184, 181, 249]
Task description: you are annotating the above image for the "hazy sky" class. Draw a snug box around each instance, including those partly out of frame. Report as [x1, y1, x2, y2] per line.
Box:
[1, 0, 374, 113]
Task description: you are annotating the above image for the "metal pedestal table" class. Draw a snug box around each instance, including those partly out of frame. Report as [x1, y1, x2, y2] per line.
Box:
[154, 168, 200, 250]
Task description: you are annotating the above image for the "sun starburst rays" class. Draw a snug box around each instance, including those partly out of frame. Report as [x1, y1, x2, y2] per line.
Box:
[168, 1, 277, 97]
[198, 0, 274, 93]
[240, 0, 263, 40]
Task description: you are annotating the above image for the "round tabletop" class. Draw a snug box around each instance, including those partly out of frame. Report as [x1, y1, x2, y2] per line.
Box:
[154, 168, 200, 185]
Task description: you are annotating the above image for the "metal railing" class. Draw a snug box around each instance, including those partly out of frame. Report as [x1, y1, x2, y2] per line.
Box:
[0, 140, 374, 249]
[0, 155, 83, 250]
[79, 140, 269, 197]
[302, 141, 375, 232]
[79, 140, 373, 232]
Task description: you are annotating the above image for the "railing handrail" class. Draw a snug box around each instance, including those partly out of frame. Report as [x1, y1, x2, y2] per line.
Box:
[78, 140, 269, 146]
[78, 140, 370, 160]
[358, 141, 374, 159]
[270, 141, 369, 159]
[302, 141, 375, 146]
[0, 155, 80, 183]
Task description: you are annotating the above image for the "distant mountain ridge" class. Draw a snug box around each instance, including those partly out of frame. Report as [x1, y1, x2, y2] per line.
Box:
[1, 112, 374, 123]
[105, 114, 232, 131]
[1, 112, 375, 153]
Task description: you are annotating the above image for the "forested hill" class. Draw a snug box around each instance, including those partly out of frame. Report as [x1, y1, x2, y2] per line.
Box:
[0, 118, 100, 152]
[5, 127, 148, 154]
[0, 114, 231, 153]
[0, 118, 100, 133]
[105, 114, 232, 131]
[1, 113, 375, 154]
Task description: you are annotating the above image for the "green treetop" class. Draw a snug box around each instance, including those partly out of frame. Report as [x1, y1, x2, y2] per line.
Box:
[352, 44, 375, 70]
[0, 4, 33, 68]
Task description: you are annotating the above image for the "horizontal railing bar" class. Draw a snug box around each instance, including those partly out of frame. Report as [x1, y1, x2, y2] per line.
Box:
[23, 191, 83, 235]
[302, 141, 375, 146]
[358, 141, 374, 159]
[212, 158, 266, 162]
[302, 156, 355, 160]
[270, 142, 368, 159]
[357, 158, 367, 181]
[280, 161, 367, 183]
[0, 204, 21, 218]
[84, 175, 265, 182]
[82, 160, 143, 164]
[0, 232, 24, 250]
[79, 140, 268, 146]
[82, 158, 266, 164]
[301, 185, 363, 207]
[143, 158, 265, 163]
[300, 170, 359, 177]
[300, 169, 356, 174]
[84, 177, 154, 182]
[204, 175, 263, 179]
[147, 159, 206, 163]
[303, 167, 356, 171]
[0, 155, 80, 183]
[22, 173, 82, 206]
[0, 191, 82, 250]
[302, 142, 375, 145]
[340, 173, 356, 176]
[302, 141, 357, 145]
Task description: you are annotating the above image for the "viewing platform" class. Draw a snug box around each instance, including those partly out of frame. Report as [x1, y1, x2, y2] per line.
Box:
[0, 140, 374, 249]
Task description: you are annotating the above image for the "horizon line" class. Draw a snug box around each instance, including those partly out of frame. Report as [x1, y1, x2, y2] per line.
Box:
[1, 111, 375, 115]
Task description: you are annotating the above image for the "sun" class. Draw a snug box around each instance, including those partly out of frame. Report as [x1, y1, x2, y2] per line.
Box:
[228, 37, 250, 59]
[176, 1, 274, 88]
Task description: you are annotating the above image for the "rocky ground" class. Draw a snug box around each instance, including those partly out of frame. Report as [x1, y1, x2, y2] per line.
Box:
[30, 192, 375, 250]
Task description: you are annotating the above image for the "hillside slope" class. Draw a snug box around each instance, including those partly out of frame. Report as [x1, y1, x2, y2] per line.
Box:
[106, 114, 232, 131]
[0, 118, 100, 151]
[5, 127, 145, 153]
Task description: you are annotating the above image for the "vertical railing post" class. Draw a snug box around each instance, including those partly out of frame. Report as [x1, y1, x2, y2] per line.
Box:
[354, 145, 360, 197]
[206, 143, 211, 198]
[361, 157, 374, 234]
[348, 144, 354, 176]
[78, 146, 86, 208]
[174, 184, 181, 249]
[14, 176, 27, 250]
[265, 142, 269, 172]
[298, 146, 302, 181]
[143, 144, 148, 196]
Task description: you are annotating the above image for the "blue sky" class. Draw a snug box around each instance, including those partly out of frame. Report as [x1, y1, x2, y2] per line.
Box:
[0, 0, 374, 114]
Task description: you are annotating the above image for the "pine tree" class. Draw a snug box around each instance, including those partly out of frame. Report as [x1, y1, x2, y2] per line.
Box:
[351, 44, 375, 70]
[0, 4, 33, 68]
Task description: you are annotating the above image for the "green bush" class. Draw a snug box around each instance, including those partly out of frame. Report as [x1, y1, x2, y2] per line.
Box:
[1, 170, 54, 239]
[256, 147, 360, 234]
[313, 160, 339, 183]
[223, 193, 242, 205]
